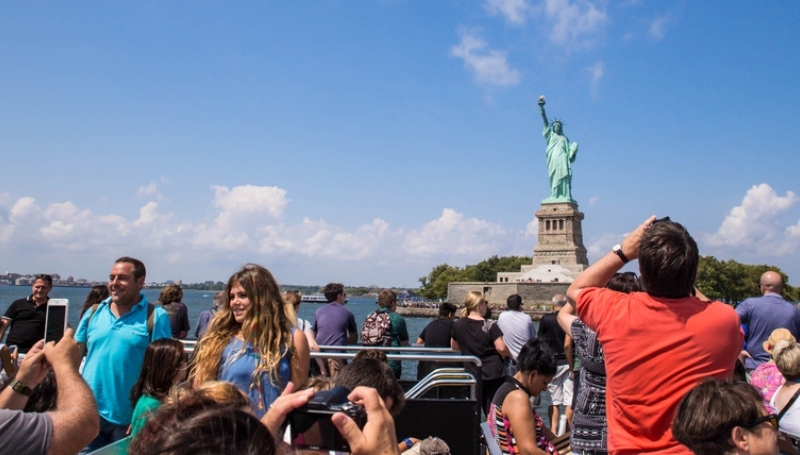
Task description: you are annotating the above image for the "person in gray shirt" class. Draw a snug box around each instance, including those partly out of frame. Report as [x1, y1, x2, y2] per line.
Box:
[497, 294, 537, 376]
[0, 328, 99, 455]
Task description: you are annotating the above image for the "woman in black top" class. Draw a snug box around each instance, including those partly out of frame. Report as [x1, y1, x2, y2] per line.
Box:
[451, 291, 510, 414]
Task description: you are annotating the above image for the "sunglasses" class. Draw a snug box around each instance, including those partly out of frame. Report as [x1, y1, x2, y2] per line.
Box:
[742, 413, 779, 431]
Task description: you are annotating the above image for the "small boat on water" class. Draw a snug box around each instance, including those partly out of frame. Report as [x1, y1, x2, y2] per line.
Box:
[300, 293, 328, 303]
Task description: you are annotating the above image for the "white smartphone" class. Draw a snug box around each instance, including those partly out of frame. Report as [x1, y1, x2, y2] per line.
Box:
[44, 299, 69, 343]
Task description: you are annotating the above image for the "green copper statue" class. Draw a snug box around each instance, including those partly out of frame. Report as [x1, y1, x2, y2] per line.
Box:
[538, 96, 578, 204]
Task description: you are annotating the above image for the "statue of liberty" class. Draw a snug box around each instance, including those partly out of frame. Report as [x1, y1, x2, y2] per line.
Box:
[538, 96, 578, 204]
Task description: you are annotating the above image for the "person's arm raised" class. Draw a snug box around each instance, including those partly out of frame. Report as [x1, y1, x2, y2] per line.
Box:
[44, 328, 100, 455]
[0, 340, 47, 410]
[566, 215, 656, 307]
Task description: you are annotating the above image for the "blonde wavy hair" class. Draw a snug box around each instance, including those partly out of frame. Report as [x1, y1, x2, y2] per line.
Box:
[462, 291, 484, 317]
[190, 264, 297, 387]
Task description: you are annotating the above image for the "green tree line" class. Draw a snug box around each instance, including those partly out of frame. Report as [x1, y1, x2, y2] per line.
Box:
[417, 254, 799, 303]
[696, 256, 798, 303]
[417, 255, 532, 299]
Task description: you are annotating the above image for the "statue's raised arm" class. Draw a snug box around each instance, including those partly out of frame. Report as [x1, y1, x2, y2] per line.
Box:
[538, 96, 549, 129]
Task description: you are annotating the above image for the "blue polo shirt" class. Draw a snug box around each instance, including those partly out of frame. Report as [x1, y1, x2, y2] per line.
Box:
[75, 294, 171, 425]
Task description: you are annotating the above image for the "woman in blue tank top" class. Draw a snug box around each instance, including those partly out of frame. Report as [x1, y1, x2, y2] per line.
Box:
[189, 264, 310, 418]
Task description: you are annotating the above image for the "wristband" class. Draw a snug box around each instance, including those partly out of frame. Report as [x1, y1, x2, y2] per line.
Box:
[10, 380, 33, 397]
[404, 438, 413, 448]
[612, 244, 629, 264]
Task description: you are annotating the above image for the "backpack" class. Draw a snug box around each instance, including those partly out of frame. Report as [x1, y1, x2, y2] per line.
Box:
[361, 310, 392, 346]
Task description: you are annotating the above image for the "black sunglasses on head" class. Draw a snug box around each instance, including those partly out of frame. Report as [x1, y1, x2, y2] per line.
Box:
[742, 413, 779, 431]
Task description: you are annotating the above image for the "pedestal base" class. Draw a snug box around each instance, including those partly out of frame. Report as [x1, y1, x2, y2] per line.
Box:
[532, 202, 588, 270]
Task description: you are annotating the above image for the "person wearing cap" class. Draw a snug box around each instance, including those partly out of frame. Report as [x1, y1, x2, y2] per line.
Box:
[736, 271, 800, 375]
[750, 328, 796, 413]
[401, 436, 451, 455]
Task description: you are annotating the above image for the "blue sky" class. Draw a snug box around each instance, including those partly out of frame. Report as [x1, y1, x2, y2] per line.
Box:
[2, 1, 800, 287]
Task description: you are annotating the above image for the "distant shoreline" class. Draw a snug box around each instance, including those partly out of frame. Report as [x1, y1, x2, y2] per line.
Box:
[396, 307, 549, 321]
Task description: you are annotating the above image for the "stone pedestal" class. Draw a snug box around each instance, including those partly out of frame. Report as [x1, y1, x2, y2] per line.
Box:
[531, 202, 588, 273]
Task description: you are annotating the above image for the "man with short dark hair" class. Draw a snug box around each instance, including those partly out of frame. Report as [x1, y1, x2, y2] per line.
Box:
[736, 270, 800, 374]
[314, 283, 357, 378]
[566, 217, 743, 454]
[76, 257, 171, 452]
[497, 294, 536, 376]
[336, 357, 406, 416]
[0, 275, 53, 355]
[415, 302, 457, 380]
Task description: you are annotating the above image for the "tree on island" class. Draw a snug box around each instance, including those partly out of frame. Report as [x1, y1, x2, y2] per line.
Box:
[695, 256, 798, 303]
[418, 255, 532, 300]
[418, 255, 798, 303]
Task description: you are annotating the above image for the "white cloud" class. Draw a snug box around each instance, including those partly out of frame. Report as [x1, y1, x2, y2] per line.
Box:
[485, 0, 531, 25]
[137, 182, 161, 198]
[403, 208, 506, 257]
[211, 184, 289, 230]
[705, 184, 798, 251]
[450, 28, 521, 87]
[586, 232, 622, 256]
[542, 0, 607, 49]
[589, 196, 599, 206]
[0, 190, 520, 283]
[649, 14, 673, 41]
[586, 61, 604, 96]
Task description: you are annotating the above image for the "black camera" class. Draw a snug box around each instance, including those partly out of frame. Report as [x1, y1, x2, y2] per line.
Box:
[289, 385, 367, 452]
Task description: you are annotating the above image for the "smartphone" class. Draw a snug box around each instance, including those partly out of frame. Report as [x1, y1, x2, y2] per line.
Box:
[44, 299, 69, 343]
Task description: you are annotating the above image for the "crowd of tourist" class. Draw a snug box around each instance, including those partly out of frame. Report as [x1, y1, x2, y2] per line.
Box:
[2, 216, 800, 454]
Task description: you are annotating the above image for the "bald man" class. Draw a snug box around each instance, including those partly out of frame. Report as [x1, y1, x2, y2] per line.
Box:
[736, 271, 800, 372]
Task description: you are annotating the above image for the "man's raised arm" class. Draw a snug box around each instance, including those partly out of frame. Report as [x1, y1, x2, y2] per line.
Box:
[566, 216, 656, 306]
[44, 328, 100, 455]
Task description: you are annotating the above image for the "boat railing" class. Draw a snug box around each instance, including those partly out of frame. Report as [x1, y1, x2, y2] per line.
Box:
[405, 368, 477, 399]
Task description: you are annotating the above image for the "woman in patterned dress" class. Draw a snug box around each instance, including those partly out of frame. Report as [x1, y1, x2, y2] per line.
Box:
[489, 339, 558, 455]
[557, 272, 641, 454]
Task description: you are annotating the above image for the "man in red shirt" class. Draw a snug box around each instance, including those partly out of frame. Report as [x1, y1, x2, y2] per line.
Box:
[564, 217, 742, 454]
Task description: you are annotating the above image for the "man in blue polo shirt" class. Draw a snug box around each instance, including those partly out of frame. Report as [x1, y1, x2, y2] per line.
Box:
[76, 256, 171, 452]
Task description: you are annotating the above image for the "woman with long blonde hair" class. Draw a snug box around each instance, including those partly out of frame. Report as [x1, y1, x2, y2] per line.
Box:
[189, 264, 309, 417]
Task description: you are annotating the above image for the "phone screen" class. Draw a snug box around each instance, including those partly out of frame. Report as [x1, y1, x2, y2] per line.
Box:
[44, 302, 68, 343]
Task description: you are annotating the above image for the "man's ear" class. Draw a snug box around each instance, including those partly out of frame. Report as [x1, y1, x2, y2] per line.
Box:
[731, 426, 749, 451]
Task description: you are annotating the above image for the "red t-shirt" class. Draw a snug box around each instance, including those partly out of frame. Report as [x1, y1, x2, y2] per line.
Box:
[577, 288, 743, 454]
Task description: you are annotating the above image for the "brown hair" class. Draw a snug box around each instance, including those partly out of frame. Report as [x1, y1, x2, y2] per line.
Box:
[130, 338, 188, 405]
[80, 285, 110, 318]
[672, 379, 765, 455]
[115, 256, 146, 280]
[159, 284, 184, 305]
[336, 358, 406, 416]
[353, 349, 389, 363]
[378, 289, 397, 308]
[323, 283, 344, 303]
[638, 220, 698, 298]
[606, 272, 641, 294]
[283, 290, 301, 309]
[164, 381, 252, 410]
[299, 375, 335, 393]
[129, 399, 274, 455]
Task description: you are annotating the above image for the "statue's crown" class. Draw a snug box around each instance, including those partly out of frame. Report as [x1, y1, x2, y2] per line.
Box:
[551, 118, 563, 125]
